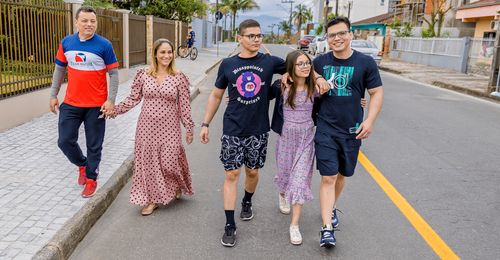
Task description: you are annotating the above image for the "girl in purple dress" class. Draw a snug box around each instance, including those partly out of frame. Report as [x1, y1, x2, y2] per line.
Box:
[272, 50, 318, 245]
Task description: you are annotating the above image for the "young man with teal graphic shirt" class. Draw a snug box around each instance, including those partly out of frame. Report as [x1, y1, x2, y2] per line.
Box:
[313, 17, 384, 247]
[199, 19, 286, 247]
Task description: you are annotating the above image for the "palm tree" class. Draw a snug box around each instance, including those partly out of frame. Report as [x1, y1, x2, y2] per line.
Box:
[220, 0, 259, 39]
[292, 4, 312, 36]
[279, 20, 291, 40]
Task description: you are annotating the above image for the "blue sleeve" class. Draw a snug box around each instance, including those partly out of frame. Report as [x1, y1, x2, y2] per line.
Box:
[214, 59, 228, 89]
[313, 56, 322, 75]
[364, 57, 382, 89]
[103, 41, 118, 67]
[273, 56, 286, 75]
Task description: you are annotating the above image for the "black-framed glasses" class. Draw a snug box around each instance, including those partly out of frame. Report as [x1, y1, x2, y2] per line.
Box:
[241, 34, 264, 41]
[295, 61, 311, 68]
[327, 30, 350, 39]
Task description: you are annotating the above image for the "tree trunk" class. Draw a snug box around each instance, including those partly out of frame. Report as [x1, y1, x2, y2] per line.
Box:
[232, 10, 237, 41]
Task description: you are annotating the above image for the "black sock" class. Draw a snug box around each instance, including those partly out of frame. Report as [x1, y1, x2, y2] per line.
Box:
[243, 190, 254, 204]
[225, 210, 235, 227]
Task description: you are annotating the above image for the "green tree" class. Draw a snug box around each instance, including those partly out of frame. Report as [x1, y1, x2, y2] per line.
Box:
[84, 0, 114, 8]
[278, 20, 291, 39]
[219, 0, 259, 39]
[422, 0, 452, 37]
[121, 0, 207, 23]
[292, 4, 312, 35]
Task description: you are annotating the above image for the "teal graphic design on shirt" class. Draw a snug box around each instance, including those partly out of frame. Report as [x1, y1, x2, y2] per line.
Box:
[323, 65, 354, 97]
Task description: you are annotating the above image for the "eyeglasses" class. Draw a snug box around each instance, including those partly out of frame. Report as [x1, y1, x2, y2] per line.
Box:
[327, 30, 350, 40]
[295, 61, 311, 68]
[241, 34, 264, 41]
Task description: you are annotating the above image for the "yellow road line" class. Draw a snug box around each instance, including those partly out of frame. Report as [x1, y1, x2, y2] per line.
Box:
[358, 151, 459, 260]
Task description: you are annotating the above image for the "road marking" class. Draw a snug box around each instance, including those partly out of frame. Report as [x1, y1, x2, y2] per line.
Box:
[358, 151, 459, 259]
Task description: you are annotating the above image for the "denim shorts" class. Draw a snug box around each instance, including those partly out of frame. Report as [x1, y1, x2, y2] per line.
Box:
[219, 133, 269, 171]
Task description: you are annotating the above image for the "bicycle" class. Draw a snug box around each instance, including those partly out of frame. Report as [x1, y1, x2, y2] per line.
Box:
[177, 44, 198, 60]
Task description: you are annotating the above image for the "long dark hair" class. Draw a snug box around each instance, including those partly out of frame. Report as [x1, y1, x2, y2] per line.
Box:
[284, 50, 315, 109]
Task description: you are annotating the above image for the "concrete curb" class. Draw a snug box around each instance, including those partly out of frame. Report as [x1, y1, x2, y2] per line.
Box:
[33, 155, 134, 260]
[380, 65, 500, 103]
[432, 81, 500, 102]
[33, 55, 224, 260]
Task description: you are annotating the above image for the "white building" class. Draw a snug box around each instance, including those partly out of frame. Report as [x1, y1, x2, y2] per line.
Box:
[350, 0, 389, 23]
[312, 0, 388, 24]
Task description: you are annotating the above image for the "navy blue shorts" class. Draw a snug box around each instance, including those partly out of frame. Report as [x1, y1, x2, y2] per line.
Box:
[219, 133, 269, 171]
[315, 131, 361, 177]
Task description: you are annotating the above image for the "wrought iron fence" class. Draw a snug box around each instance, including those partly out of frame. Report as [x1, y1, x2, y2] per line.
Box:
[0, 0, 71, 99]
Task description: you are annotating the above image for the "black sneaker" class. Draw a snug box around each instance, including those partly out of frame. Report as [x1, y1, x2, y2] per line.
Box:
[221, 224, 237, 247]
[240, 201, 253, 221]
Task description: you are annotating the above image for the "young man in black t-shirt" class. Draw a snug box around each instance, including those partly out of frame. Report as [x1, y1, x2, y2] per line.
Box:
[313, 17, 384, 247]
[199, 19, 286, 247]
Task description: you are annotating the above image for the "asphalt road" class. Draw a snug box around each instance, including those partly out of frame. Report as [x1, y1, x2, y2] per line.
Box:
[70, 45, 500, 259]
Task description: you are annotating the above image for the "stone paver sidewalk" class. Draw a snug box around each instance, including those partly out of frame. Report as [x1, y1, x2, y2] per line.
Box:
[0, 43, 237, 260]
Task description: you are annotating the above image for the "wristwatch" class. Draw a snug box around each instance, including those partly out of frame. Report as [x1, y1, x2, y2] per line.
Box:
[201, 122, 209, 128]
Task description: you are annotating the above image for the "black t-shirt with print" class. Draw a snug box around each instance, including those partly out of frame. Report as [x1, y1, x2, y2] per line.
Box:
[313, 50, 382, 138]
[215, 52, 286, 136]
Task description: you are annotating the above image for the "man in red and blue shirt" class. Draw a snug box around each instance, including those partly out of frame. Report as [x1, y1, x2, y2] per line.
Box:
[49, 6, 119, 198]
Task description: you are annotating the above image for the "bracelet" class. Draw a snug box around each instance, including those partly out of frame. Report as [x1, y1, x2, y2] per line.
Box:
[315, 75, 323, 80]
[201, 123, 209, 128]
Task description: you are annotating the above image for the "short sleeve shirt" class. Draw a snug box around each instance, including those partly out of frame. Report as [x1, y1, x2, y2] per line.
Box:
[313, 50, 382, 138]
[215, 52, 286, 136]
[55, 33, 118, 107]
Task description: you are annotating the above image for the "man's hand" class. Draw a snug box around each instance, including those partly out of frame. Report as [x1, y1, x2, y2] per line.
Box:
[281, 72, 291, 88]
[356, 119, 373, 140]
[100, 101, 115, 118]
[186, 132, 193, 144]
[316, 77, 330, 95]
[200, 126, 209, 144]
[49, 98, 59, 114]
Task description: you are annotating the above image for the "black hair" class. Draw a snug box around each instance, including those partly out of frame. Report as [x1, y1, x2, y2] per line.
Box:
[239, 19, 260, 35]
[75, 6, 96, 19]
[325, 16, 351, 32]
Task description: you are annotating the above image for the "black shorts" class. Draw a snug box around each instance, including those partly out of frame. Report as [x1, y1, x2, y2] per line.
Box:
[315, 131, 361, 177]
[219, 133, 269, 171]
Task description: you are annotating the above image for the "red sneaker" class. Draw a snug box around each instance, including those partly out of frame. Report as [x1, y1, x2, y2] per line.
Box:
[82, 179, 97, 198]
[78, 166, 87, 185]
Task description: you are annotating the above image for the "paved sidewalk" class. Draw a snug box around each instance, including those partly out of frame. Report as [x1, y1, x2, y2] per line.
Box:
[0, 42, 237, 260]
[379, 58, 500, 102]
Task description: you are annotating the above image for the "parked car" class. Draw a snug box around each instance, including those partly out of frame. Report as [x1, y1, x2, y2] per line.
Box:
[297, 35, 315, 51]
[315, 36, 329, 55]
[351, 40, 382, 66]
[308, 35, 326, 55]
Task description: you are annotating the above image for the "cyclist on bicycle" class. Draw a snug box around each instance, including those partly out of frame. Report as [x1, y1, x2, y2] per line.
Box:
[187, 26, 195, 49]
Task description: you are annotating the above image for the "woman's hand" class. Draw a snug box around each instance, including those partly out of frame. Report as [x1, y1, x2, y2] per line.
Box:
[186, 132, 193, 144]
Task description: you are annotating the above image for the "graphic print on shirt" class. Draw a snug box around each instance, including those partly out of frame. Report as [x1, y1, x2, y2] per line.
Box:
[66, 51, 106, 71]
[323, 65, 354, 97]
[236, 71, 262, 98]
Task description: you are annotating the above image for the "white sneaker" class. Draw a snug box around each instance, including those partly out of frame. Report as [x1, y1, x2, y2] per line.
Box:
[279, 193, 290, 214]
[289, 225, 302, 245]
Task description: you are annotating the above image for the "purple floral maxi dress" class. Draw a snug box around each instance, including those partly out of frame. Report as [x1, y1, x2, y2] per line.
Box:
[115, 68, 195, 206]
[275, 89, 316, 205]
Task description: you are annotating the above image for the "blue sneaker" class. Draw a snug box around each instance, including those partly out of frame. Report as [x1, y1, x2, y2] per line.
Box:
[332, 208, 339, 228]
[319, 228, 336, 247]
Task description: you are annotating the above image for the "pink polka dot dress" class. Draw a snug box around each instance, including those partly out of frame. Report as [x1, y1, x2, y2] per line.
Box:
[115, 68, 195, 206]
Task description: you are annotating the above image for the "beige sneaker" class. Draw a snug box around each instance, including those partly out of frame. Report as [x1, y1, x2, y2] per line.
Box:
[279, 193, 291, 214]
[289, 225, 302, 245]
[141, 203, 158, 216]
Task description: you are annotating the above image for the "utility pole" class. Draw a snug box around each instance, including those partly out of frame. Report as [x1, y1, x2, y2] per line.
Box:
[335, 0, 339, 16]
[348, 0, 353, 19]
[324, 0, 329, 28]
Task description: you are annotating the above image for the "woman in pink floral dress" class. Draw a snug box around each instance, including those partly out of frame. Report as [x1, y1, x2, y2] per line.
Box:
[114, 39, 195, 216]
